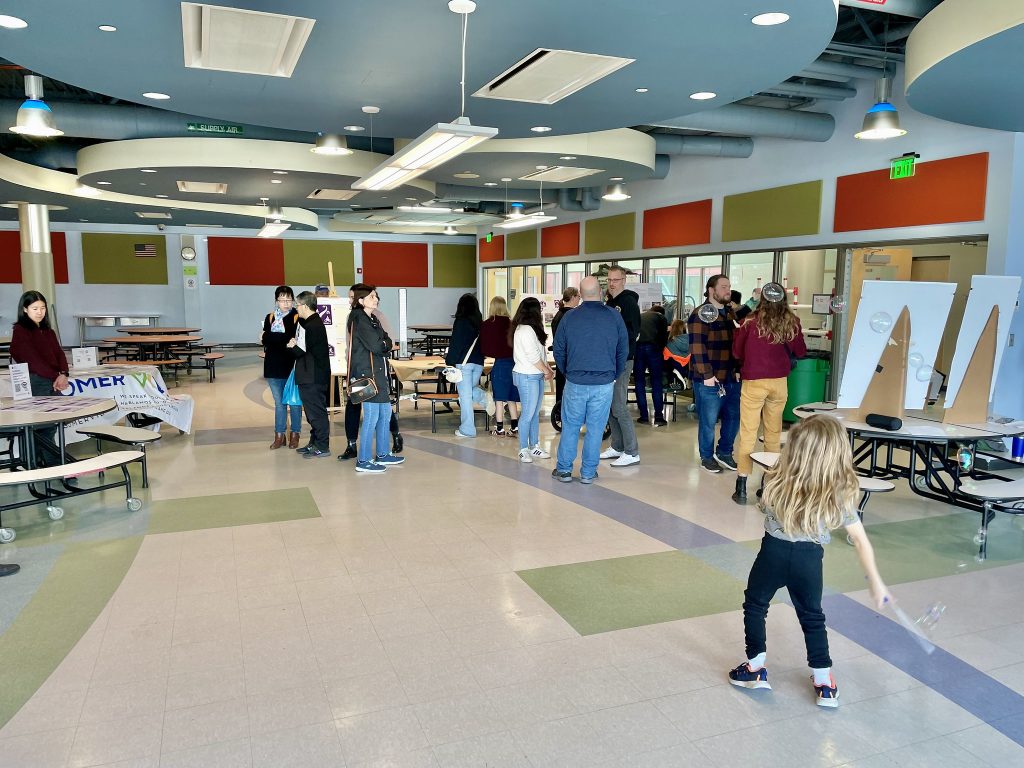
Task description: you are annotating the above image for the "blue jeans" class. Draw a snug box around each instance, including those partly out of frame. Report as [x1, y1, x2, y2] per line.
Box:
[633, 343, 664, 421]
[358, 401, 391, 463]
[512, 371, 544, 450]
[455, 363, 486, 436]
[266, 377, 302, 434]
[694, 377, 741, 460]
[556, 381, 614, 479]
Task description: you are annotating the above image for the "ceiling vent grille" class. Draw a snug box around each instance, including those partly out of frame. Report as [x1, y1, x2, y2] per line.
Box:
[518, 166, 603, 183]
[474, 48, 634, 105]
[176, 180, 228, 194]
[134, 212, 173, 219]
[181, 2, 315, 78]
[307, 188, 359, 201]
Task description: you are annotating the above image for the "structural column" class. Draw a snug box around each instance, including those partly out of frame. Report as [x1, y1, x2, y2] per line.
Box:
[17, 202, 57, 331]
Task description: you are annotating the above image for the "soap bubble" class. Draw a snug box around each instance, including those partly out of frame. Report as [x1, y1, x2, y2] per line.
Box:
[908, 352, 924, 368]
[761, 282, 785, 303]
[955, 562, 969, 573]
[916, 602, 946, 632]
[869, 312, 893, 334]
[915, 364, 934, 382]
[973, 528, 986, 546]
[829, 296, 847, 313]
[697, 303, 719, 323]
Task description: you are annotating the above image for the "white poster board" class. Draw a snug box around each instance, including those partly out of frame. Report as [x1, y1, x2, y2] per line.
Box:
[316, 299, 350, 376]
[837, 280, 956, 410]
[633, 283, 665, 311]
[72, 347, 98, 368]
[945, 274, 1022, 407]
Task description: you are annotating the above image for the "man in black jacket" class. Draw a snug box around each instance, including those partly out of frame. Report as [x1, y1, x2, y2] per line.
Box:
[288, 291, 331, 458]
[635, 305, 669, 427]
[602, 265, 641, 466]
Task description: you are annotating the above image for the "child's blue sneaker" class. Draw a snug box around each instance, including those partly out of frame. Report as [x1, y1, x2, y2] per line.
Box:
[728, 662, 771, 690]
[814, 675, 839, 708]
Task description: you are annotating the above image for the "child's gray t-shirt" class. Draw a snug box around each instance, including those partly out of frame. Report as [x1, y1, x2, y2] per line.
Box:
[763, 505, 859, 545]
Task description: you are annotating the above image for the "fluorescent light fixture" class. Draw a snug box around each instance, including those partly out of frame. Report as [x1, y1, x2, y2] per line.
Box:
[751, 12, 789, 25]
[689, 91, 716, 100]
[135, 211, 172, 219]
[530, 126, 552, 133]
[352, 117, 498, 191]
[518, 166, 603, 183]
[140, 168, 157, 173]
[0, 15, 28, 28]
[10, 76, 63, 137]
[272, 170, 288, 174]
[495, 213, 557, 230]
[176, 180, 228, 193]
[74, 185, 102, 197]
[142, 92, 170, 100]
[98, 24, 117, 31]
[343, 125, 365, 132]
[602, 183, 630, 201]
[483, 182, 498, 186]
[95, 181, 112, 185]
[559, 155, 577, 160]
[855, 78, 907, 140]
[270, 179, 282, 184]
[311, 133, 353, 155]
[397, 205, 453, 213]
[156, 194, 169, 198]
[635, 87, 648, 93]
[257, 220, 290, 237]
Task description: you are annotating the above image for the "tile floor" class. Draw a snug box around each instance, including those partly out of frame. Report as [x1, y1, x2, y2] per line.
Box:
[0, 350, 1022, 766]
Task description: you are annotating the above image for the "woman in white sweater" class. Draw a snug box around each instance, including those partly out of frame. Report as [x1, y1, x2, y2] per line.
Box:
[510, 297, 554, 462]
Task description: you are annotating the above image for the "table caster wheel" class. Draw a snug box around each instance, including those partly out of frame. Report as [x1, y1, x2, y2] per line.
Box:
[0, 528, 15, 543]
[46, 505, 64, 521]
[913, 475, 927, 491]
[126, 497, 143, 512]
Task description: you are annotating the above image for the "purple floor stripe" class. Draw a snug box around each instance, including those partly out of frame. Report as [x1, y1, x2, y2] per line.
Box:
[407, 434, 1024, 746]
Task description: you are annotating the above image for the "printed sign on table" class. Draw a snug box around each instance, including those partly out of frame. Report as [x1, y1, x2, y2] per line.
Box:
[72, 347, 99, 368]
[9, 363, 30, 401]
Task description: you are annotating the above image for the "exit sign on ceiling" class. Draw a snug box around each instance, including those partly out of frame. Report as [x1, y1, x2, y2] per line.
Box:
[890, 156, 916, 179]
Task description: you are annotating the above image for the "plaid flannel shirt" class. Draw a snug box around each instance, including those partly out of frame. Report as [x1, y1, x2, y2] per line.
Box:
[687, 306, 738, 382]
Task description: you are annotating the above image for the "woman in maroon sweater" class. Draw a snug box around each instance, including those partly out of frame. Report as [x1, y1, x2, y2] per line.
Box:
[731, 293, 806, 504]
[479, 296, 519, 435]
[10, 291, 69, 397]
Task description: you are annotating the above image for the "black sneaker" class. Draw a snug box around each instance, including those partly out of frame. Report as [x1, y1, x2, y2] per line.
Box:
[653, 418, 668, 427]
[392, 434, 404, 454]
[551, 468, 573, 483]
[303, 447, 331, 459]
[296, 443, 314, 455]
[636, 417, 650, 425]
[716, 454, 738, 471]
[701, 458, 722, 474]
[814, 674, 839, 708]
[728, 663, 771, 690]
[337, 442, 357, 461]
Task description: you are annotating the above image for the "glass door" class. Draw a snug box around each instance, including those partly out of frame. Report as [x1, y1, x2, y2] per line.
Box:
[682, 255, 723, 316]
[544, 264, 563, 296]
[484, 267, 507, 307]
[509, 266, 525, 309]
[565, 261, 587, 289]
[647, 256, 680, 321]
[728, 251, 774, 307]
[525, 265, 543, 295]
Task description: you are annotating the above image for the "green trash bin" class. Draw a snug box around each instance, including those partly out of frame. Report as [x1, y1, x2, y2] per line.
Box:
[784, 357, 830, 422]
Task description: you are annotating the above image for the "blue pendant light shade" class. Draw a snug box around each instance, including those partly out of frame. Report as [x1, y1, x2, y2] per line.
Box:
[9, 75, 63, 137]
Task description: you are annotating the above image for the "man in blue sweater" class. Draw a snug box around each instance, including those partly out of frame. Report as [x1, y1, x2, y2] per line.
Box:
[552, 276, 629, 483]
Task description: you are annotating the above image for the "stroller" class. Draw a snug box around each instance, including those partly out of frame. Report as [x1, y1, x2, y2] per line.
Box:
[549, 363, 613, 439]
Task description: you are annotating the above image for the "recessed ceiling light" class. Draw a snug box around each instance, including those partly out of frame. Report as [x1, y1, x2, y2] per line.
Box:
[500, 177, 512, 182]
[751, 12, 790, 25]
[142, 92, 170, 100]
[361, 106, 380, 114]
[453, 172, 479, 179]
[483, 182, 498, 187]
[271, 179, 283, 184]
[610, 176, 623, 181]
[139, 182, 147, 186]
[79, 218, 89, 222]
[343, 125, 365, 132]
[635, 88, 649, 93]
[531, 126, 552, 133]
[0, 15, 28, 29]
[689, 91, 717, 100]
[98, 24, 117, 32]
[140, 168, 157, 173]
[95, 181, 112, 185]
[559, 155, 577, 160]
[405, 197, 417, 201]
[273, 170, 288, 174]
[156, 194, 168, 198]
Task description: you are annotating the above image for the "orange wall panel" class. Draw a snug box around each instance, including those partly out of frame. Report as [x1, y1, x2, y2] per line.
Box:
[834, 153, 988, 232]
[642, 200, 712, 249]
[541, 222, 580, 258]
[0, 231, 69, 283]
[208, 237, 284, 285]
[362, 242, 428, 287]
[479, 234, 504, 263]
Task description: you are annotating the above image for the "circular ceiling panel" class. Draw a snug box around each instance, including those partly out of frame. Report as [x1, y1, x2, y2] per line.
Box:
[2, 0, 838, 139]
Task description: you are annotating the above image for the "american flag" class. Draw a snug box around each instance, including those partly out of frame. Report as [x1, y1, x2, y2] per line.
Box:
[134, 243, 157, 257]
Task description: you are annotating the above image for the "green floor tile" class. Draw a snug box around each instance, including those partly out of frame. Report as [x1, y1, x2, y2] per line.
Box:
[147, 487, 320, 534]
[517, 551, 746, 635]
[0, 536, 142, 729]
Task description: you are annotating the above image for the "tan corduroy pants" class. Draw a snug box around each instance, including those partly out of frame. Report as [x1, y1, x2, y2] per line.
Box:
[737, 377, 788, 475]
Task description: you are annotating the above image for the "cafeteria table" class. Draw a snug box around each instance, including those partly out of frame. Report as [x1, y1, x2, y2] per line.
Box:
[407, 325, 452, 356]
[0, 396, 116, 471]
[117, 326, 201, 335]
[102, 335, 203, 361]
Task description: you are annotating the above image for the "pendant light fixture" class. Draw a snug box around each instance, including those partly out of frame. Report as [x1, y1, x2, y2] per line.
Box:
[257, 197, 290, 238]
[855, 77, 906, 140]
[443, 225, 458, 235]
[311, 133, 353, 155]
[602, 182, 630, 201]
[496, 180, 556, 229]
[352, 1, 497, 190]
[10, 75, 63, 137]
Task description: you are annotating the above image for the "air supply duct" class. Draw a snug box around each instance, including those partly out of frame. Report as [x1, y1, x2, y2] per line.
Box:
[651, 134, 753, 158]
[651, 104, 835, 142]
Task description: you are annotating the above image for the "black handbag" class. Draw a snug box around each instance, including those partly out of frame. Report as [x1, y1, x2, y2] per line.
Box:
[346, 323, 379, 405]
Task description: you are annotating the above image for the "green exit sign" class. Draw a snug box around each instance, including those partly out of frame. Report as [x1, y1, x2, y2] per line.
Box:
[890, 156, 915, 179]
[486, 232, 493, 243]
[187, 122, 244, 135]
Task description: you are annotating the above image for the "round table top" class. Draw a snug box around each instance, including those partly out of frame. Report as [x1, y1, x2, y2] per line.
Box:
[117, 327, 201, 335]
[793, 402, 1019, 441]
[0, 396, 116, 428]
[408, 325, 452, 332]
[103, 335, 203, 344]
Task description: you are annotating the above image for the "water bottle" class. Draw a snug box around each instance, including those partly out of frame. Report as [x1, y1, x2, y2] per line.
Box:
[1012, 436, 1024, 459]
[958, 445, 974, 473]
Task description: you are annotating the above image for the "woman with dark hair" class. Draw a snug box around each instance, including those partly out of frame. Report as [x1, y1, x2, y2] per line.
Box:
[731, 289, 806, 504]
[347, 285, 403, 473]
[479, 296, 519, 436]
[549, 286, 580, 406]
[11, 291, 70, 465]
[444, 293, 493, 438]
[261, 285, 302, 449]
[510, 297, 554, 463]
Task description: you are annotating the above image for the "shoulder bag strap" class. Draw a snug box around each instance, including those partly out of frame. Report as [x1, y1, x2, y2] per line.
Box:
[346, 316, 354, 384]
[461, 336, 478, 366]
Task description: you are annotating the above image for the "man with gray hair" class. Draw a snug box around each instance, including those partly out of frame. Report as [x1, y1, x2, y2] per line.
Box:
[552, 276, 628, 483]
[601, 265, 642, 466]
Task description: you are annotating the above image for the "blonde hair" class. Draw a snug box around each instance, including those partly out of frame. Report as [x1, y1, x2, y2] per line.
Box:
[752, 293, 800, 345]
[487, 296, 509, 319]
[761, 415, 859, 539]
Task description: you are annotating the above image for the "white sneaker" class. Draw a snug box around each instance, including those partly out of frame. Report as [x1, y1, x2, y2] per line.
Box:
[454, 429, 473, 438]
[599, 447, 622, 460]
[611, 453, 640, 467]
[518, 448, 533, 464]
[484, 391, 496, 416]
[530, 446, 550, 459]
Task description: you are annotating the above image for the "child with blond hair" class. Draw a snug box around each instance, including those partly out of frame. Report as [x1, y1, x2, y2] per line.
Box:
[728, 414, 892, 708]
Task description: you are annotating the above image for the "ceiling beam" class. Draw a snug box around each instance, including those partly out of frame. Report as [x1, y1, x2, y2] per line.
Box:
[838, 0, 941, 20]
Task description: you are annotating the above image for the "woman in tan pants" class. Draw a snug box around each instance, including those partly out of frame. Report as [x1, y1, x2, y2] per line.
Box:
[731, 292, 806, 504]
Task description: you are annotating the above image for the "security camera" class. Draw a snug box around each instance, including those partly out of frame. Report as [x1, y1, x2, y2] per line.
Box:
[157, 223, 166, 231]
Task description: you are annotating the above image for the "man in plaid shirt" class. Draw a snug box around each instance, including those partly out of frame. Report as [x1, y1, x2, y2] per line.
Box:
[688, 274, 742, 474]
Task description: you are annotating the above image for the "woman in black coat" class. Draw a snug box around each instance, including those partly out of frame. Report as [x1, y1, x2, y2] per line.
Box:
[260, 285, 301, 449]
[348, 285, 402, 472]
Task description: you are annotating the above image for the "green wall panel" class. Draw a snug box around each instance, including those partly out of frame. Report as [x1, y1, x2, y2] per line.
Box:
[432, 243, 476, 287]
[722, 180, 822, 241]
[283, 240, 354, 286]
[584, 213, 636, 254]
[81, 234, 168, 285]
[506, 229, 538, 261]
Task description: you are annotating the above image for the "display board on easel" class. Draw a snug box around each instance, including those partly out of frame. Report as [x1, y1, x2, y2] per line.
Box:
[837, 280, 956, 412]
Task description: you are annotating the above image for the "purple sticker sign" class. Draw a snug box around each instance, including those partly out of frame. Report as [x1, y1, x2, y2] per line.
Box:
[317, 303, 333, 325]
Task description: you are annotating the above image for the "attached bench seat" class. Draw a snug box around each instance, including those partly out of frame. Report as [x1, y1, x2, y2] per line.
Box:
[959, 477, 1024, 561]
[77, 425, 162, 487]
[416, 392, 490, 433]
[0, 450, 144, 543]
